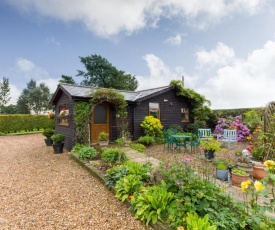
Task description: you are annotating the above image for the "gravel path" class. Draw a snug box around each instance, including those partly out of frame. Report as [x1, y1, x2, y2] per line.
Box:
[0, 134, 150, 230]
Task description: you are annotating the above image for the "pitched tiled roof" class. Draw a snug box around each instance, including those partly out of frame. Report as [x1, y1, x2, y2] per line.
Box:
[53, 84, 172, 103]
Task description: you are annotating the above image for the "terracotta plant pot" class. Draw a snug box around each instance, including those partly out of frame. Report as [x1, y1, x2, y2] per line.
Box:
[231, 173, 250, 187]
[253, 164, 267, 180]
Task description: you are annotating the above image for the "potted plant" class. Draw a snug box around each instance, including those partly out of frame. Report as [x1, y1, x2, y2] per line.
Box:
[51, 133, 66, 154]
[231, 168, 250, 187]
[215, 161, 229, 181]
[98, 131, 109, 146]
[236, 155, 253, 172]
[200, 137, 221, 159]
[42, 128, 54, 146]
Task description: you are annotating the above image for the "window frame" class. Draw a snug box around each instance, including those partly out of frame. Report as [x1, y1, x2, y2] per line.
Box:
[181, 107, 190, 122]
[149, 102, 160, 119]
[59, 105, 69, 126]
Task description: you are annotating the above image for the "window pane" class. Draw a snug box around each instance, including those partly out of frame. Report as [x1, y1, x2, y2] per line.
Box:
[150, 110, 159, 118]
[94, 104, 107, 124]
[149, 103, 159, 109]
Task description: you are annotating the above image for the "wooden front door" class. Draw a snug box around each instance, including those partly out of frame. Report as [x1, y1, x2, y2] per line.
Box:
[91, 103, 110, 143]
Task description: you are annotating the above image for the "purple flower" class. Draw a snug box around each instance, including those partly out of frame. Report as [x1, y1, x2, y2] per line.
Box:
[177, 182, 183, 186]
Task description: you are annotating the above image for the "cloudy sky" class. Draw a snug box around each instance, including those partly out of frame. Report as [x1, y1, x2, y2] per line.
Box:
[1, 0, 275, 109]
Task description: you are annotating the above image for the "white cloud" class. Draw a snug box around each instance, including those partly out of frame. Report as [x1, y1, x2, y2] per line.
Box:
[16, 58, 35, 72]
[6, 0, 267, 37]
[16, 58, 50, 80]
[136, 54, 197, 90]
[37, 78, 59, 94]
[198, 40, 275, 109]
[195, 42, 235, 67]
[164, 34, 182, 46]
[8, 84, 21, 105]
[46, 35, 60, 47]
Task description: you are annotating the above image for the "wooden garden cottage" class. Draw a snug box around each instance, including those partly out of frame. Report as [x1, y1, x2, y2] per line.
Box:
[50, 83, 193, 151]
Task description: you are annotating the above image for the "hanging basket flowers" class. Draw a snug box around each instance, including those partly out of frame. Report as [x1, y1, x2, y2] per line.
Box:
[58, 107, 69, 119]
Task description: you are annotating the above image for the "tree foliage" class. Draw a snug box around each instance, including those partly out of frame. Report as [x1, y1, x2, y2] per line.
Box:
[0, 77, 11, 113]
[77, 54, 138, 90]
[59, 75, 76, 84]
[16, 79, 52, 114]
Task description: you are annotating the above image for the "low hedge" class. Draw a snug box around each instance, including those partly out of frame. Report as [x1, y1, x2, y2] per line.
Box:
[0, 115, 54, 133]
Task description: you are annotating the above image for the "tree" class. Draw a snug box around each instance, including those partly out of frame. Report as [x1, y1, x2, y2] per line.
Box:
[77, 54, 138, 90]
[0, 77, 11, 112]
[59, 75, 76, 84]
[16, 79, 52, 114]
[0, 104, 18, 114]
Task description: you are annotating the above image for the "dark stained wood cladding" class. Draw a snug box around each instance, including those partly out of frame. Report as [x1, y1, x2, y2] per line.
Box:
[54, 92, 75, 151]
[132, 90, 192, 139]
[53, 87, 193, 149]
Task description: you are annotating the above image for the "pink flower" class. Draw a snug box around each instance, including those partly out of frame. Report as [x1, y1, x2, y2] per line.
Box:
[165, 163, 169, 168]
[183, 157, 190, 163]
[177, 182, 183, 186]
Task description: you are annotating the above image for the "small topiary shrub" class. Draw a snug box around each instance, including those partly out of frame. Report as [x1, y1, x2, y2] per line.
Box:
[138, 135, 155, 145]
[101, 147, 127, 163]
[130, 143, 146, 152]
[78, 146, 98, 160]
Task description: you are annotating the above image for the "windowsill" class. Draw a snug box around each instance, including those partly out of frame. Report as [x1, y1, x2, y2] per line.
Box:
[59, 122, 69, 126]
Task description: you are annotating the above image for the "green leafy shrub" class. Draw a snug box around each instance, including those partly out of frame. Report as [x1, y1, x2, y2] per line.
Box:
[140, 116, 163, 137]
[71, 143, 89, 153]
[138, 135, 155, 145]
[78, 146, 98, 160]
[105, 165, 129, 188]
[129, 143, 146, 152]
[186, 212, 217, 230]
[131, 181, 176, 226]
[123, 161, 152, 181]
[101, 147, 127, 163]
[115, 175, 143, 202]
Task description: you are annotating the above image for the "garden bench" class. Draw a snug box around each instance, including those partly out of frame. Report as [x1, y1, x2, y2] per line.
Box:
[197, 129, 212, 141]
[217, 129, 237, 149]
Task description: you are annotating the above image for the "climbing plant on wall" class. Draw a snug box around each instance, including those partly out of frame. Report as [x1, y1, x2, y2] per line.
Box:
[74, 101, 93, 144]
[74, 88, 128, 145]
[169, 80, 212, 123]
[91, 88, 128, 138]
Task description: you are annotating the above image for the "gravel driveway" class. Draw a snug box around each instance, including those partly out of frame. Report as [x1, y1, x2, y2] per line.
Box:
[0, 134, 150, 230]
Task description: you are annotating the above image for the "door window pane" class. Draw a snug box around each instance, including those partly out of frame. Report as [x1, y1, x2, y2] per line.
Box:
[94, 104, 107, 124]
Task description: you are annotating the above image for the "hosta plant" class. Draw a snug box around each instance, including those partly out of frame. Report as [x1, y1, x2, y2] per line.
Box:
[78, 146, 98, 160]
[130, 181, 176, 226]
[115, 175, 144, 202]
[101, 147, 127, 163]
[105, 165, 128, 189]
[186, 212, 217, 230]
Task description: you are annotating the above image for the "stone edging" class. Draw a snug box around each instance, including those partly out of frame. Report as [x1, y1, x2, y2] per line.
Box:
[69, 152, 171, 230]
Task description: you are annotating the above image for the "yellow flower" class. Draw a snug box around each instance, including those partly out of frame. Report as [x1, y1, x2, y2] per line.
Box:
[241, 180, 251, 193]
[177, 227, 185, 230]
[254, 181, 265, 193]
[264, 160, 275, 170]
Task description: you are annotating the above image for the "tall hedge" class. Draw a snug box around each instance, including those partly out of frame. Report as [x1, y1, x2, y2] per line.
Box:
[0, 115, 54, 133]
